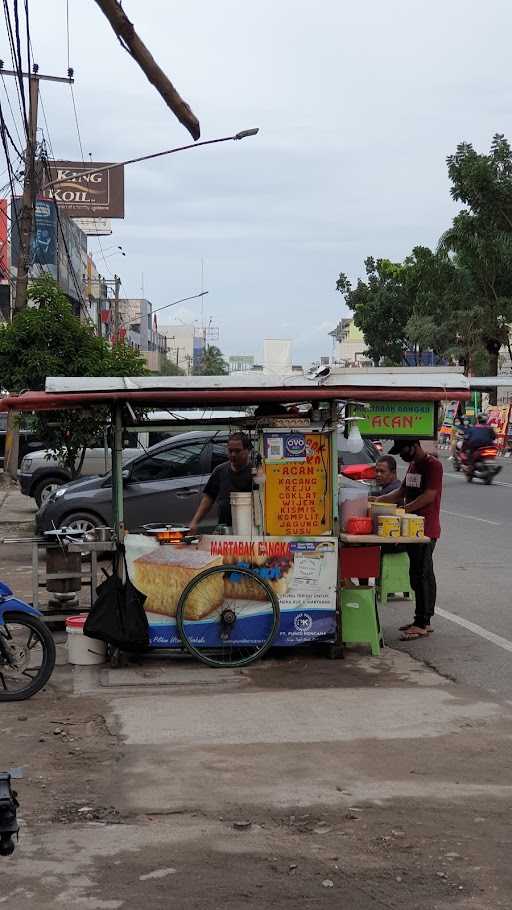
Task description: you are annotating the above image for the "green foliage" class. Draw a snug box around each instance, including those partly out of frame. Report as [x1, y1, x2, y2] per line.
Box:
[336, 258, 413, 366]
[336, 134, 512, 392]
[0, 275, 147, 476]
[158, 357, 185, 376]
[193, 345, 229, 376]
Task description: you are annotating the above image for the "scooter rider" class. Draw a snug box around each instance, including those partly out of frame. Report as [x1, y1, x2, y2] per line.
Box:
[463, 414, 496, 465]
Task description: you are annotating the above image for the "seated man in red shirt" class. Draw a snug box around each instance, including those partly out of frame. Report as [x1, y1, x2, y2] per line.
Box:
[377, 439, 443, 641]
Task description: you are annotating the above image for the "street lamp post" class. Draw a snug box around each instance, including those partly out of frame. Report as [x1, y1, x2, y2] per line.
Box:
[42, 129, 260, 192]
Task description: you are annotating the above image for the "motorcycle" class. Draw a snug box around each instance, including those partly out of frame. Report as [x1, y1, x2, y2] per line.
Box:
[0, 581, 56, 701]
[453, 445, 502, 484]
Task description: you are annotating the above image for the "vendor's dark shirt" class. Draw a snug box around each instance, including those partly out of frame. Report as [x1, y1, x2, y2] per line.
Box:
[203, 461, 253, 525]
[379, 478, 402, 496]
[402, 455, 443, 539]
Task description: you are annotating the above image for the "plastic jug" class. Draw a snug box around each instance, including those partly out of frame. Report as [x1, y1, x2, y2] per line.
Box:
[338, 476, 369, 531]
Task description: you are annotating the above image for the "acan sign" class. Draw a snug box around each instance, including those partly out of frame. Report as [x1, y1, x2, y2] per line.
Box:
[350, 401, 436, 438]
[47, 160, 124, 218]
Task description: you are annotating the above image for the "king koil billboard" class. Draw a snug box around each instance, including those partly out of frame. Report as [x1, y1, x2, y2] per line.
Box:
[47, 160, 125, 218]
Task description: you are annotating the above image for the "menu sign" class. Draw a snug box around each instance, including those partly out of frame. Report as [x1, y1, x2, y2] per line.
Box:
[263, 432, 332, 536]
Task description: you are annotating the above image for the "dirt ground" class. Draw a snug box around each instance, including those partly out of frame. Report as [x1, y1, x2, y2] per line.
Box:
[2, 643, 512, 910]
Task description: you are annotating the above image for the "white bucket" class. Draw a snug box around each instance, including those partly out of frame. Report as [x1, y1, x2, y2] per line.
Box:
[230, 492, 256, 536]
[66, 614, 106, 666]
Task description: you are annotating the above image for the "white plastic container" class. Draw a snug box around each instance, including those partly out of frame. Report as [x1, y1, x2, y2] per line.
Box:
[66, 614, 106, 666]
[338, 477, 369, 531]
[230, 492, 256, 536]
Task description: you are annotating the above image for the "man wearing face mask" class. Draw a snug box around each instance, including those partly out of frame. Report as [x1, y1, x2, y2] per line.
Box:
[377, 439, 443, 641]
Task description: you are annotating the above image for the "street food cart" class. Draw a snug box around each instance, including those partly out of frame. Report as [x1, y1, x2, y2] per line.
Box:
[0, 368, 470, 666]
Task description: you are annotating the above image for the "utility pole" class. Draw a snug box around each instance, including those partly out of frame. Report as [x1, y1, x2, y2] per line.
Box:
[0, 64, 72, 477]
[0, 65, 74, 313]
[113, 274, 121, 343]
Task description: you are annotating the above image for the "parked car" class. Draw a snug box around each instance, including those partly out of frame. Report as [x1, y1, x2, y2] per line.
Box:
[36, 431, 380, 534]
[18, 410, 245, 506]
[17, 429, 172, 507]
[0, 412, 45, 470]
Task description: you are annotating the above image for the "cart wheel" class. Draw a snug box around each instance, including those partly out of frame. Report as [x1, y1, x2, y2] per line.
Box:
[176, 565, 280, 668]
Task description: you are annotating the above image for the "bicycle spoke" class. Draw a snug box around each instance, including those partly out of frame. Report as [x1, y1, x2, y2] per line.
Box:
[177, 565, 280, 668]
[0, 671, 7, 690]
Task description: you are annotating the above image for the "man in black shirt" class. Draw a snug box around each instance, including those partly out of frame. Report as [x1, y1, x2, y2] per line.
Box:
[189, 432, 253, 531]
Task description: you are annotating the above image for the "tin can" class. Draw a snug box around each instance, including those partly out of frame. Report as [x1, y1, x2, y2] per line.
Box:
[377, 515, 401, 538]
[401, 515, 425, 538]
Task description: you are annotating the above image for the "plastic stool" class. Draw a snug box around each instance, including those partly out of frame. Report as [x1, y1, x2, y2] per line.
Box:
[377, 552, 414, 605]
[341, 586, 381, 656]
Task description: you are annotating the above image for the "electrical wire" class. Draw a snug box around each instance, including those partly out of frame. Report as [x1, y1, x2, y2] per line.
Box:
[1, 72, 23, 152]
[10, 0, 28, 133]
[0, 99, 22, 159]
[23, 0, 30, 77]
[2, 0, 28, 139]
[65, 0, 70, 72]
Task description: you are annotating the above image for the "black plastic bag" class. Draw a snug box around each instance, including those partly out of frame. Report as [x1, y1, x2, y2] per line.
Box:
[84, 546, 149, 653]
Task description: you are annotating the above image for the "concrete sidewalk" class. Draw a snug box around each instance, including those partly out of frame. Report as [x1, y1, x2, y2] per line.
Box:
[0, 481, 36, 532]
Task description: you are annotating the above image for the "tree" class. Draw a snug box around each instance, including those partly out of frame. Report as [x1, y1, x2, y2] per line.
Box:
[158, 356, 185, 376]
[444, 134, 512, 397]
[336, 258, 412, 365]
[0, 275, 147, 476]
[193, 345, 229, 376]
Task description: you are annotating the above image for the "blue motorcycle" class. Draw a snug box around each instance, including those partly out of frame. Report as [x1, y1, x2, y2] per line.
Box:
[0, 582, 56, 701]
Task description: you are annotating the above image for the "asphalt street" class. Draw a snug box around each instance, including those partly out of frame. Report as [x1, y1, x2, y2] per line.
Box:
[383, 453, 512, 700]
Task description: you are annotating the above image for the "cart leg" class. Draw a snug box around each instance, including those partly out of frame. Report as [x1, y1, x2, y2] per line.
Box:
[32, 541, 39, 610]
[109, 646, 128, 669]
[90, 550, 98, 608]
[327, 642, 344, 660]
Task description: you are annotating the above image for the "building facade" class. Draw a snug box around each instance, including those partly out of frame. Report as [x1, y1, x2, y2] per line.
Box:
[329, 318, 372, 367]
[159, 324, 206, 373]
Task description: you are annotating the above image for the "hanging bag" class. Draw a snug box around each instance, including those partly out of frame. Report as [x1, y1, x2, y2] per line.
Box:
[84, 545, 149, 653]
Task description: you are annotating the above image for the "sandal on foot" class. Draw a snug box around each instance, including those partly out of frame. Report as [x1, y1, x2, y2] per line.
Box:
[399, 622, 433, 633]
[400, 626, 430, 641]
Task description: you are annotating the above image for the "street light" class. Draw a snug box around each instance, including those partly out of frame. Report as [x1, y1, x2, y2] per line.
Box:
[42, 129, 261, 190]
[152, 290, 208, 316]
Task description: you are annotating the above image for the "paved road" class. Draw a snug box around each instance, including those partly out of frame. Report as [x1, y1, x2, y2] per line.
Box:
[382, 453, 512, 700]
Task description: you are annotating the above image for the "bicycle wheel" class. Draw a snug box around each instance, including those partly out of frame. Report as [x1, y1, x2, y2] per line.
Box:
[176, 565, 280, 668]
[0, 612, 56, 701]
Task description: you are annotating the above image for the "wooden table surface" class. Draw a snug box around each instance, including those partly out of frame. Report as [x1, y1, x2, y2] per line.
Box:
[339, 533, 430, 545]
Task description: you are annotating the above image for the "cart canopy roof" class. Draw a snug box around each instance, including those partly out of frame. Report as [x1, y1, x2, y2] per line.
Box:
[0, 368, 470, 412]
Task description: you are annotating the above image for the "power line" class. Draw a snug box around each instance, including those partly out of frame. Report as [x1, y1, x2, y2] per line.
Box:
[0, 72, 23, 150]
[3, 0, 28, 135]
[65, 0, 70, 72]
[69, 84, 84, 160]
[23, 0, 30, 76]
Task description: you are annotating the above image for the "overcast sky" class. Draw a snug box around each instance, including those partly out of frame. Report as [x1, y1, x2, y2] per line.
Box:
[3, 0, 512, 365]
